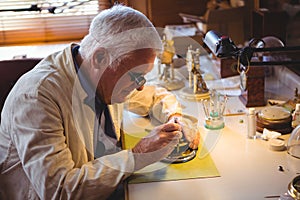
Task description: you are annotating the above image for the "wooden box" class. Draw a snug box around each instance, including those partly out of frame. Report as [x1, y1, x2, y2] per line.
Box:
[219, 57, 239, 78]
[239, 66, 266, 107]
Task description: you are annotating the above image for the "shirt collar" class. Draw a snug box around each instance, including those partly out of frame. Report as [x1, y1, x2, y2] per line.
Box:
[72, 45, 105, 114]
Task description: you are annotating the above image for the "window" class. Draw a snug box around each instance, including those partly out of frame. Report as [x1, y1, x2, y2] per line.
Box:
[0, 0, 101, 45]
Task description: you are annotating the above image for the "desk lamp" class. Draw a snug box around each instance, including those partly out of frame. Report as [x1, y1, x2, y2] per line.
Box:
[203, 30, 300, 107]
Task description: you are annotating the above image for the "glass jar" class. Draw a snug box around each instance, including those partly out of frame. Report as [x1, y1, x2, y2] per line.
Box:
[287, 125, 300, 159]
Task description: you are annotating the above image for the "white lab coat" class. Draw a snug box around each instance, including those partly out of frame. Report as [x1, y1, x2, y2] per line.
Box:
[0, 43, 181, 199]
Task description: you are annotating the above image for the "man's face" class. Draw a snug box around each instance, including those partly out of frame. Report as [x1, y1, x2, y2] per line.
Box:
[97, 48, 156, 104]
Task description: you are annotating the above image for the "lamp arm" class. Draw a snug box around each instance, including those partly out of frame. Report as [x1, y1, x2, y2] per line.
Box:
[238, 46, 300, 66]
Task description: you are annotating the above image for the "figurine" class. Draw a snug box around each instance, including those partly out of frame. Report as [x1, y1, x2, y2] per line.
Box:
[159, 35, 175, 65]
[195, 72, 209, 94]
[157, 34, 175, 81]
[186, 45, 194, 88]
[180, 46, 210, 100]
[155, 35, 185, 91]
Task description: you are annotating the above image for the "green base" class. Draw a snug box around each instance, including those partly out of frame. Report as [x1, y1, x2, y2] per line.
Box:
[204, 122, 225, 130]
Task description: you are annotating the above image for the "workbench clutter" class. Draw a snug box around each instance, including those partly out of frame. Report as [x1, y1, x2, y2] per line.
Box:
[154, 30, 214, 94]
[203, 30, 300, 108]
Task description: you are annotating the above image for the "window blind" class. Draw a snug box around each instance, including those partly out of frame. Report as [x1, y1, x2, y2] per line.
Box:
[0, 0, 101, 45]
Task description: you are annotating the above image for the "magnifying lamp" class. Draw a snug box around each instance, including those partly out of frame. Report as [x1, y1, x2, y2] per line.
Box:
[203, 30, 300, 107]
[203, 30, 300, 66]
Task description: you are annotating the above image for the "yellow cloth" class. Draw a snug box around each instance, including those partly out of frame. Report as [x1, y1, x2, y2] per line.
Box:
[123, 131, 220, 184]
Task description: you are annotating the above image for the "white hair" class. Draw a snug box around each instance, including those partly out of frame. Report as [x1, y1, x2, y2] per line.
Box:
[80, 4, 162, 66]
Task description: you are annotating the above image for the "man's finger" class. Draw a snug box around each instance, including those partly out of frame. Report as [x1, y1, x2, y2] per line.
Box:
[161, 123, 181, 132]
[189, 130, 200, 149]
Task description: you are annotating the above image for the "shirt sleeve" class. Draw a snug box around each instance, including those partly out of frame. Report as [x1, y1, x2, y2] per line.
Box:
[124, 85, 182, 123]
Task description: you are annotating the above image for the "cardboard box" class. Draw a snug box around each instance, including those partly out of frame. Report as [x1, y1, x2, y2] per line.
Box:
[191, 7, 246, 45]
[164, 24, 205, 57]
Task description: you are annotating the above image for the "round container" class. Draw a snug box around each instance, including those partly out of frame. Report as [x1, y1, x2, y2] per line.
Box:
[256, 106, 293, 134]
[269, 138, 286, 151]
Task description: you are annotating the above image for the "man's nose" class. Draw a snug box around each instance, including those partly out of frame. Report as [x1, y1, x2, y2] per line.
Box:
[136, 85, 144, 91]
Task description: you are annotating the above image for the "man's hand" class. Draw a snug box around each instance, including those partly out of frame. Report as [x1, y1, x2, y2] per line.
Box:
[168, 115, 200, 150]
[132, 122, 181, 170]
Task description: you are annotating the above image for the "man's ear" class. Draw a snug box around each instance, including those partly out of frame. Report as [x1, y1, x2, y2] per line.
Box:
[92, 48, 109, 69]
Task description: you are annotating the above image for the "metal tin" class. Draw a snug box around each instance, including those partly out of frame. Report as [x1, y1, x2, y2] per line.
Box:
[258, 106, 291, 121]
[288, 175, 300, 199]
[256, 106, 293, 134]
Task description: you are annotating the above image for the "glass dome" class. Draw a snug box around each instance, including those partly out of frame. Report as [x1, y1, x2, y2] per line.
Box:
[287, 125, 300, 159]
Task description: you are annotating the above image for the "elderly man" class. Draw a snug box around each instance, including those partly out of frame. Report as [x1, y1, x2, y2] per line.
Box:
[0, 4, 199, 199]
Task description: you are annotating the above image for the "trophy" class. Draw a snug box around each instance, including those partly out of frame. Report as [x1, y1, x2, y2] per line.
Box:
[179, 46, 210, 100]
[156, 35, 185, 91]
